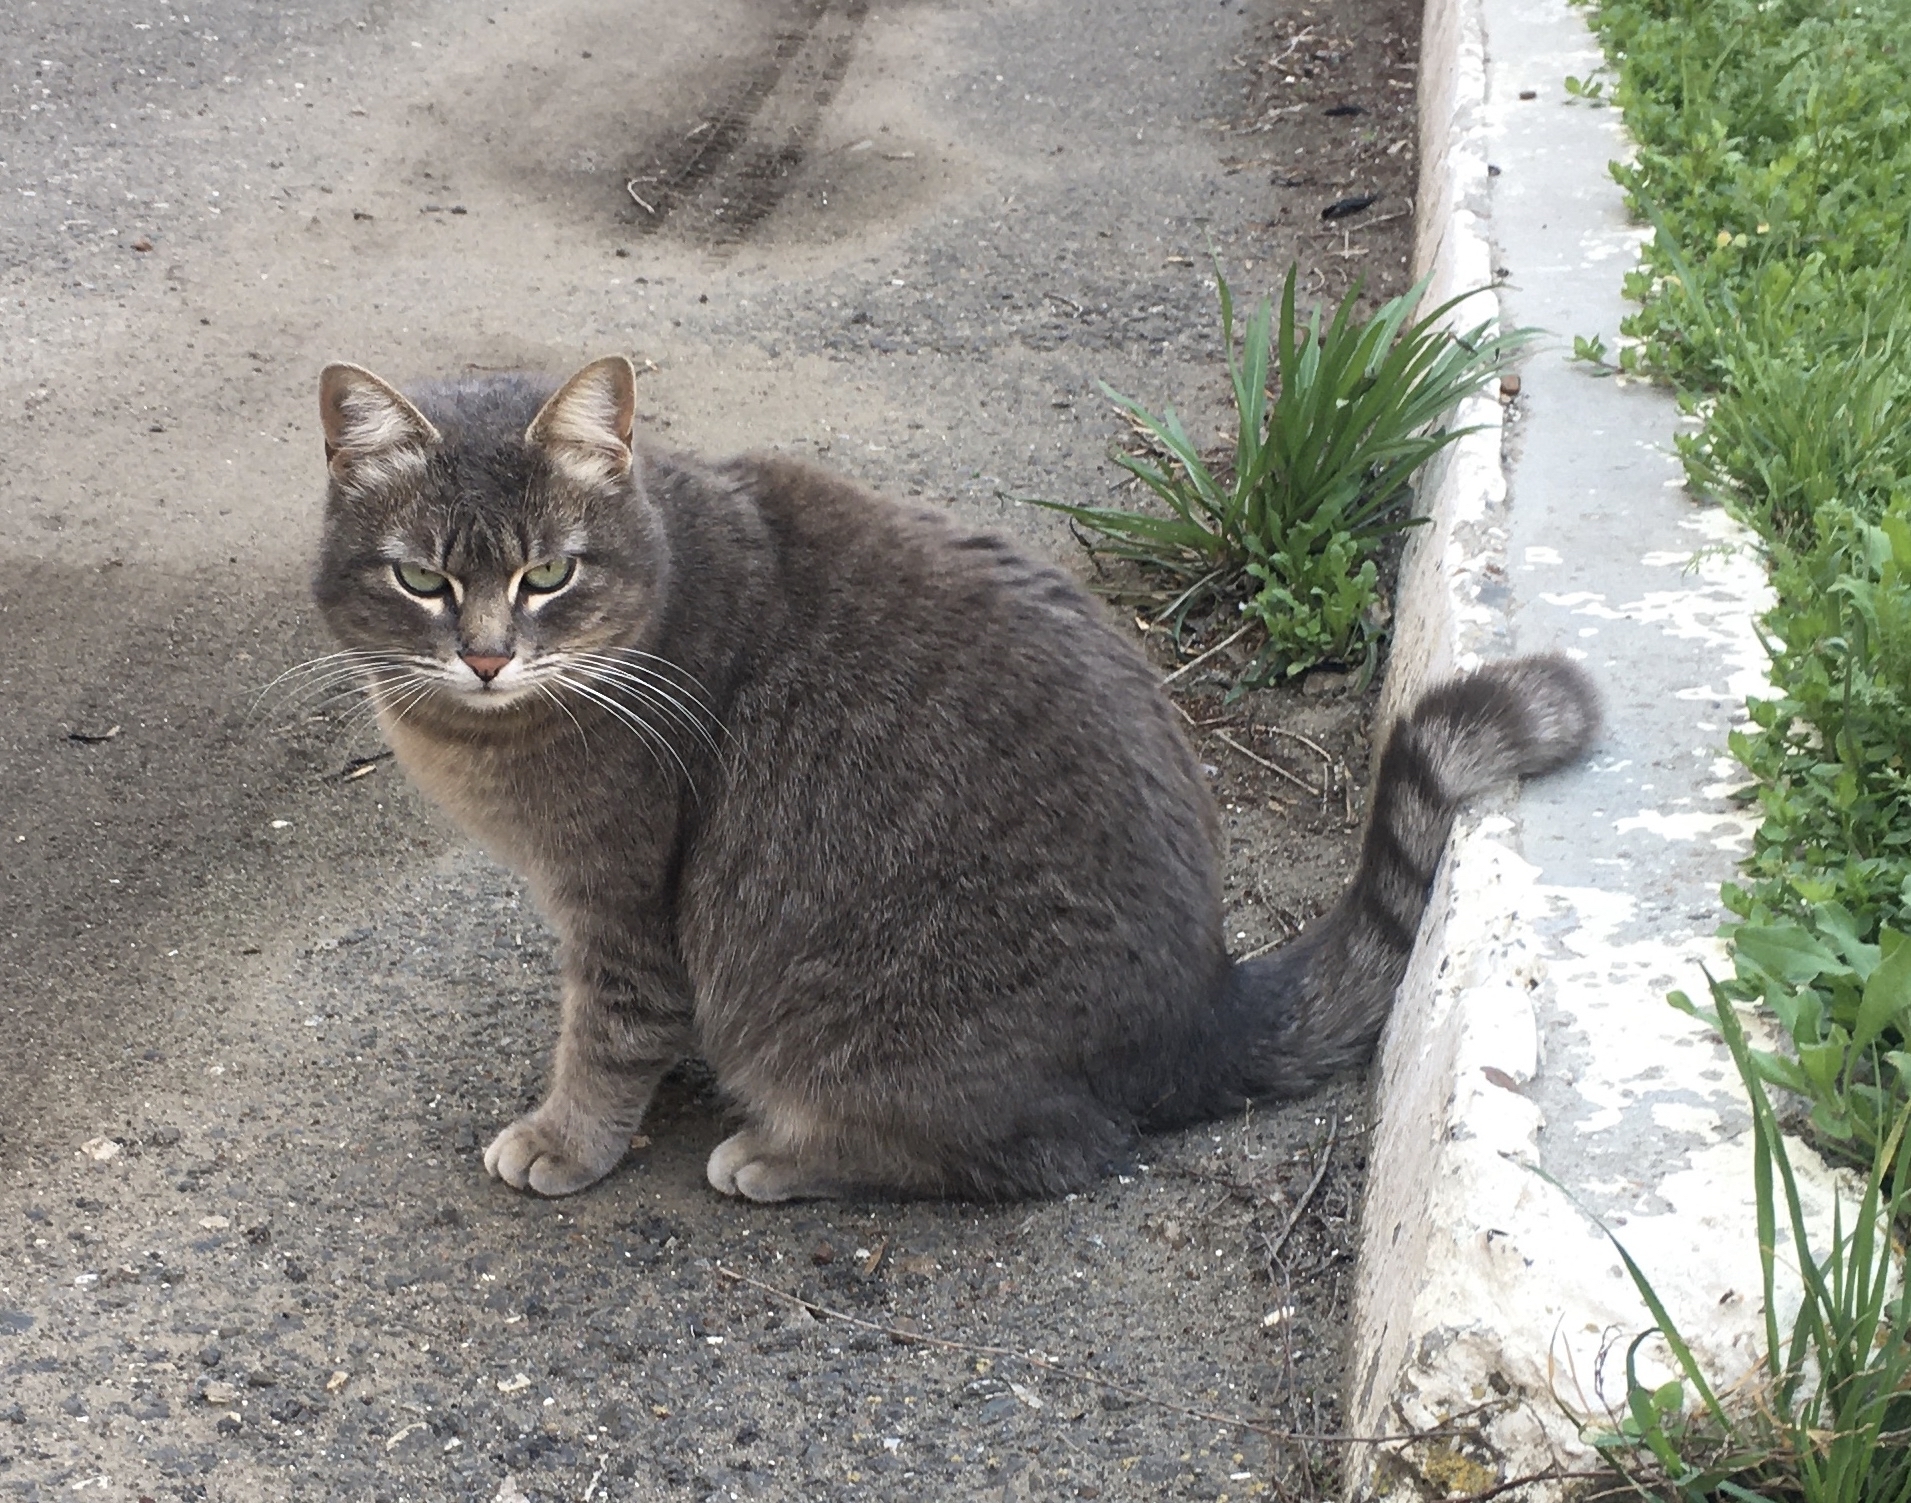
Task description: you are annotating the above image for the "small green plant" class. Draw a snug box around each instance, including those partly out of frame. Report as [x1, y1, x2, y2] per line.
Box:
[1571, 331, 1614, 371]
[1564, 71, 1609, 103]
[1562, 976, 1911, 1501]
[1035, 264, 1534, 686]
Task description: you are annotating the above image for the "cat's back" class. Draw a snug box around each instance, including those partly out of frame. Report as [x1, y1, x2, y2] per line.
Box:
[710, 453, 1141, 683]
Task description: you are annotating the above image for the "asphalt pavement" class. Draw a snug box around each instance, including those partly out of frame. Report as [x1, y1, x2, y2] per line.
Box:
[0, 2, 1384, 1497]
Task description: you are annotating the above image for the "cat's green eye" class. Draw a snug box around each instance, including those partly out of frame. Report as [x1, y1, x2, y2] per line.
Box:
[520, 557, 576, 594]
[393, 562, 450, 597]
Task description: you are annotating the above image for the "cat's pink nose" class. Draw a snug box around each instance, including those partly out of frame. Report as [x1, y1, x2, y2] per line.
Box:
[461, 653, 511, 682]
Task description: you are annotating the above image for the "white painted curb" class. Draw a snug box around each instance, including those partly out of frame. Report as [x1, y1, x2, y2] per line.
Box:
[1344, 0, 1851, 1494]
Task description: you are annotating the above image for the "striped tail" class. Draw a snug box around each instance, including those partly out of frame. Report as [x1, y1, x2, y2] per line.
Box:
[1162, 654, 1599, 1119]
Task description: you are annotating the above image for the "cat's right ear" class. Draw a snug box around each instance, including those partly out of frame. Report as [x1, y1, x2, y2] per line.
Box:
[525, 356, 637, 486]
[318, 363, 441, 480]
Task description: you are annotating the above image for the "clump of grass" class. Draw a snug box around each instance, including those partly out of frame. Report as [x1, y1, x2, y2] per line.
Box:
[1035, 264, 1534, 689]
[1560, 975, 1911, 1502]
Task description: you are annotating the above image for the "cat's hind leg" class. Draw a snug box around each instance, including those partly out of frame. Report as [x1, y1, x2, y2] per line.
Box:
[705, 1090, 1132, 1202]
[705, 1128, 852, 1203]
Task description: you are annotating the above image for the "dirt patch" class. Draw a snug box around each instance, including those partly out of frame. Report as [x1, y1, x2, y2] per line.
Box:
[1233, 0, 1424, 305]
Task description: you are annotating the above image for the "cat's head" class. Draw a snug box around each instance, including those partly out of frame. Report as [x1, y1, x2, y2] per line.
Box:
[312, 356, 669, 718]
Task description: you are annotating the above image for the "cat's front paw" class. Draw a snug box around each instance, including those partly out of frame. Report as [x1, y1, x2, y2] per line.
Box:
[484, 1107, 625, 1197]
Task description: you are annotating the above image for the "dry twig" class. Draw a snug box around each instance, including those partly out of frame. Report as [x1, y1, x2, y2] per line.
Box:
[1162, 623, 1255, 684]
[1255, 722, 1337, 767]
[1214, 730, 1320, 797]
[1263, 1115, 1340, 1270]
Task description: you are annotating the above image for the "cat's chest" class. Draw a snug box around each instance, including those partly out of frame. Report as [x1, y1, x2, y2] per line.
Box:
[384, 719, 598, 865]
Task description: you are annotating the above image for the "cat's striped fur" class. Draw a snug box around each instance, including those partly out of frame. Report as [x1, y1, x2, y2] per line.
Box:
[311, 355, 1598, 1202]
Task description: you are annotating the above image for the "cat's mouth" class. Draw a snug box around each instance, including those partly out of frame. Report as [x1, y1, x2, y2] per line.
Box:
[453, 676, 537, 710]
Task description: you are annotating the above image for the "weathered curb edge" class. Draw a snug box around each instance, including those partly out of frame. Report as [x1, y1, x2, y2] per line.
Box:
[1344, 0, 1848, 1495]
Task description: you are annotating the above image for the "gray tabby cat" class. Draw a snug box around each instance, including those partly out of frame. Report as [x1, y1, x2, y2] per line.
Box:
[311, 354, 1597, 1202]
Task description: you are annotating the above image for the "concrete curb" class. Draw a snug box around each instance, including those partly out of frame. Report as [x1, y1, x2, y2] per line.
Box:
[1344, 0, 1849, 1494]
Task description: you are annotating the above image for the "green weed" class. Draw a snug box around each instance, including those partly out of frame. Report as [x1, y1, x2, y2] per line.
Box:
[1563, 975, 1911, 1501]
[1564, 71, 1610, 103]
[1035, 264, 1533, 687]
[1572, 331, 1616, 372]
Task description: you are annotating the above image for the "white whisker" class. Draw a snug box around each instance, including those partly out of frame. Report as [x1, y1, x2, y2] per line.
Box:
[561, 655, 725, 760]
[580, 650, 726, 735]
[551, 671, 692, 791]
[249, 649, 407, 719]
[374, 678, 442, 736]
[297, 674, 415, 722]
[272, 664, 414, 719]
[535, 681, 591, 746]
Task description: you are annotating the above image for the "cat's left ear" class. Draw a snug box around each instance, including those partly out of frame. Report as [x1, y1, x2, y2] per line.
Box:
[526, 356, 637, 485]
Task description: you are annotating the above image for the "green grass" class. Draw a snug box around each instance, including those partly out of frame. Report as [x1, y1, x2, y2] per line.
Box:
[1563, 977, 1911, 1502]
[1035, 265, 1533, 688]
[1575, 0, 1911, 1488]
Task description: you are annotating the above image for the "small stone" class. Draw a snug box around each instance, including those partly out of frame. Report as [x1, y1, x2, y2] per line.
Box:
[1499, 373, 1522, 400]
[201, 1381, 239, 1406]
[215, 1412, 243, 1435]
[1, 1403, 25, 1424]
[79, 1137, 121, 1163]
[198, 1215, 230, 1231]
[246, 1367, 278, 1388]
[324, 1369, 350, 1393]
[496, 1373, 533, 1394]
[131, 236, 154, 252]
[810, 1241, 836, 1266]
[199, 1345, 223, 1368]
